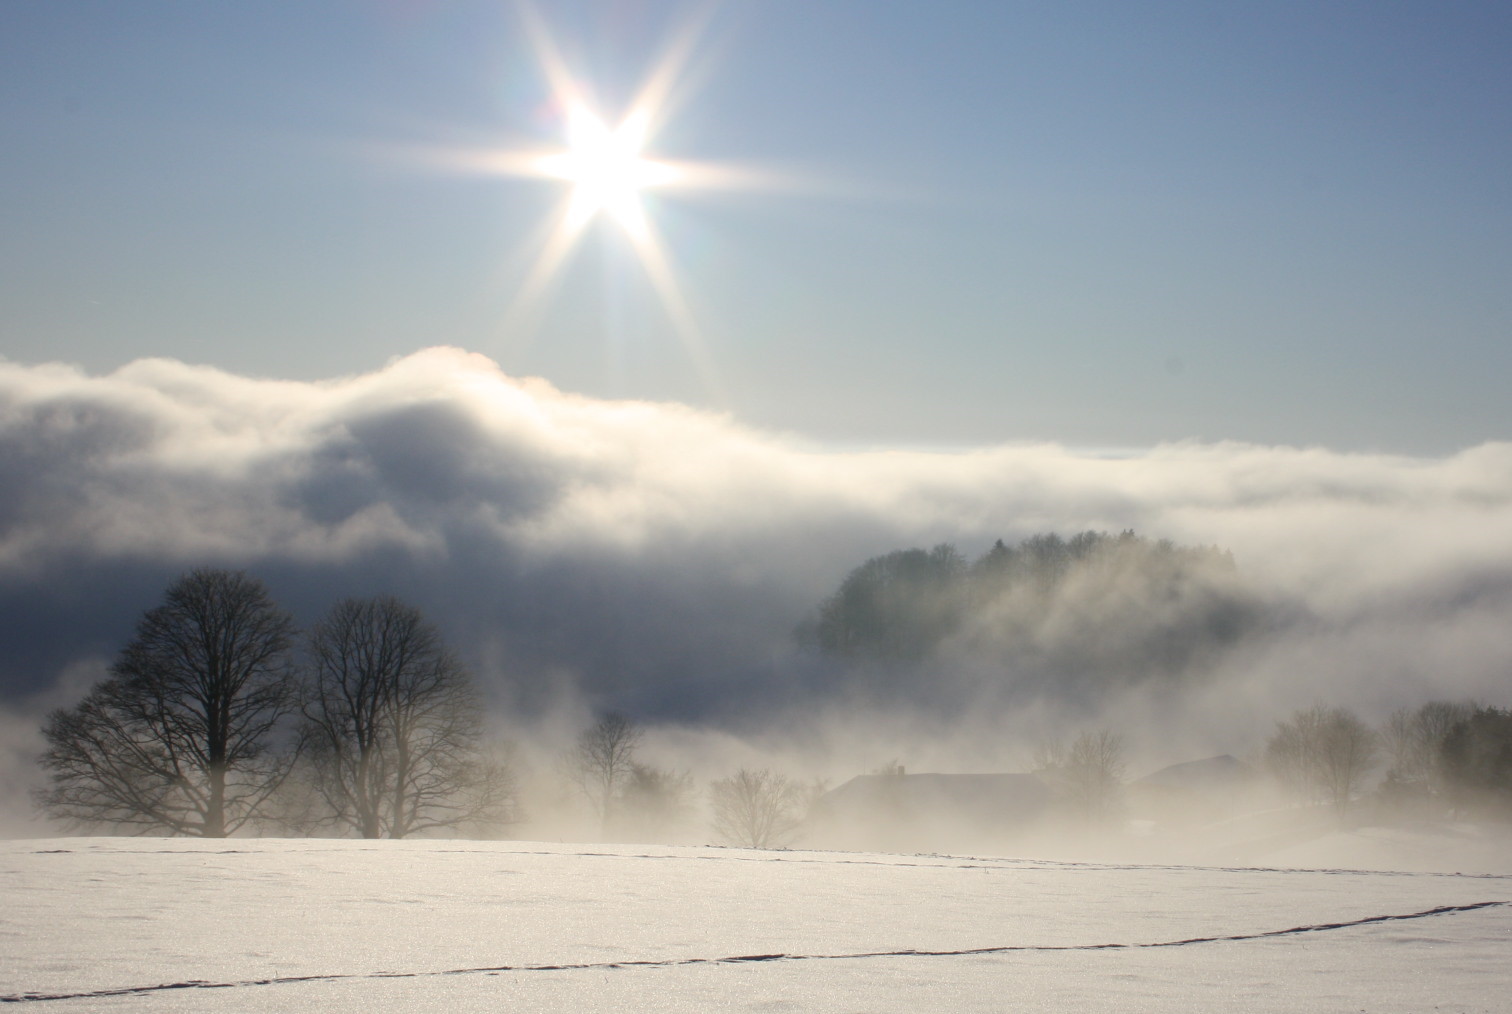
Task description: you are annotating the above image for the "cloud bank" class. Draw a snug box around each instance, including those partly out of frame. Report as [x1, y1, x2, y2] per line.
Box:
[2, 347, 1510, 776]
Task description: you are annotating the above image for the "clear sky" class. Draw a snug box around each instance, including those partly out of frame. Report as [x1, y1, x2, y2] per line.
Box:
[2, 0, 1509, 453]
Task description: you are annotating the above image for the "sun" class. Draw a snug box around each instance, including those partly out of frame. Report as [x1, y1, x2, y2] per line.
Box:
[478, 7, 726, 387]
[536, 103, 682, 240]
[423, 4, 769, 402]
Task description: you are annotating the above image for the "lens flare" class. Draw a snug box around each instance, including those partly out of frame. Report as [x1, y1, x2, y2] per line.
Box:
[537, 104, 683, 239]
[462, 4, 730, 399]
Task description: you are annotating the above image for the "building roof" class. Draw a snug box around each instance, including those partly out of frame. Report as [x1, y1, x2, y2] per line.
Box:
[1134, 755, 1253, 792]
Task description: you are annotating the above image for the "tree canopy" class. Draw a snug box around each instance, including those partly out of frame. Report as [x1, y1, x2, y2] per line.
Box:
[800, 531, 1258, 695]
[36, 569, 298, 837]
[301, 595, 506, 839]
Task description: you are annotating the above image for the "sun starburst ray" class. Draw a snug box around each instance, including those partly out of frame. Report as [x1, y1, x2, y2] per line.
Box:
[420, 5, 765, 400]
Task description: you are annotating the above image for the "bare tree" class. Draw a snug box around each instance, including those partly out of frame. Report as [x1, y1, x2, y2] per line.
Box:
[709, 768, 804, 849]
[1033, 730, 1125, 825]
[301, 596, 508, 838]
[1265, 706, 1323, 802]
[36, 569, 297, 837]
[1064, 730, 1127, 824]
[1383, 701, 1474, 809]
[1266, 705, 1377, 816]
[1029, 739, 1068, 776]
[567, 712, 641, 834]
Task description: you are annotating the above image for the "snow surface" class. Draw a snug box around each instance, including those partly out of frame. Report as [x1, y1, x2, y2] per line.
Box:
[2, 834, 1509, 1012]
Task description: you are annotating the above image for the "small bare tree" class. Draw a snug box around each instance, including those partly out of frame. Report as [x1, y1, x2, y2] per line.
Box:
[1383, 701, 1474, 809]
[567, 712, 641, 834]
[36, 569, 297, 837]
[1265, 707, 1323, 802]
[1033, 730, 1125, 825]
[302, 596, 508, 838]
[1029, 739, 1068, 775]
[1063, 730, 1127, 824]
[709, 768, 803, 849]
[1266, 705, 1377, 816]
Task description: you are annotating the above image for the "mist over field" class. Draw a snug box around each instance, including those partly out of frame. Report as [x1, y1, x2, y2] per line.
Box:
[3, 347, 1511, 835]
[6, 2, 1512, 1007]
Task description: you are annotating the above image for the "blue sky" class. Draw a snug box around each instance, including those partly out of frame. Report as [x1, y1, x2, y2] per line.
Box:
[3, 0, 1509, 452]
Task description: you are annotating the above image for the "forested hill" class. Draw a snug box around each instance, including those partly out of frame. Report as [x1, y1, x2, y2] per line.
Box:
[799, 531, 1265, 698]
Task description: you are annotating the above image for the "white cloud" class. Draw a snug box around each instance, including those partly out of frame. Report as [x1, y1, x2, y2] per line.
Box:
[0, 346, 1508, 734]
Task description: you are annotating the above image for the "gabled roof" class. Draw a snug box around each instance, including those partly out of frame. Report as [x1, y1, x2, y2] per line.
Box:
[1134, 755, 1253, 791]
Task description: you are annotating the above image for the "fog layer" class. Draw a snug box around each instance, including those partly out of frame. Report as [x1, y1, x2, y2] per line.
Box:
[2, 347, 1510, 804]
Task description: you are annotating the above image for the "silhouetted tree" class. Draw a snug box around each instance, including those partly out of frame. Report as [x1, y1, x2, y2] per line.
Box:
[1265, 705, 1377, 816]
[1063, 730, 1127, 824]
[1029, 738, 1068, 775]
[301, 596, 507, 838]
[567, 712, 641, 834]
[709, 768, 803, 849]
[1033, 730, 1126, 825]
[1381, 700, 1475, 813]
[36, 569, 297, 837]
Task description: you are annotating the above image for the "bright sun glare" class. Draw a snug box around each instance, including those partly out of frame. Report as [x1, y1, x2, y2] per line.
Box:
[446, 4, 741, 399]
[537, 104, 682, 239]
[422, 5, 776, 401]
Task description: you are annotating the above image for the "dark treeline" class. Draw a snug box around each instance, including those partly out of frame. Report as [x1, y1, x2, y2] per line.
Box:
[29, 548, 1512, 849]
[800, 531, 1263, 695]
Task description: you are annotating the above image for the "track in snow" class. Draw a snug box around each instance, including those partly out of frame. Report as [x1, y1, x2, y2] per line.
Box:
[3, 900, 1504, 1005]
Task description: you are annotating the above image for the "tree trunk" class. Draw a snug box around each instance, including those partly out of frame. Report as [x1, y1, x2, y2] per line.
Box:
[205, 763, 228, 838]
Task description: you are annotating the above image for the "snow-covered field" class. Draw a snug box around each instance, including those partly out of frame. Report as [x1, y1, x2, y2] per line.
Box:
[3, 833, 1509, 1012]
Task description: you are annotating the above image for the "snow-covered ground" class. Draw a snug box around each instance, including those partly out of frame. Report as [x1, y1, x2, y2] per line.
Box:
[3, 832, 1509, 1012]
